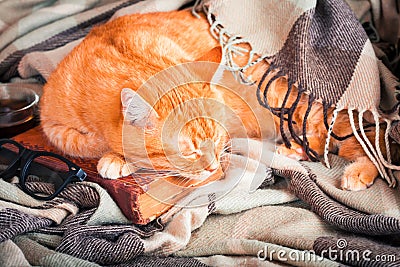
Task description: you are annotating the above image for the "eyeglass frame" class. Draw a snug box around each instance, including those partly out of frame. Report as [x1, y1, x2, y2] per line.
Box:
[0, 139, 87, 200]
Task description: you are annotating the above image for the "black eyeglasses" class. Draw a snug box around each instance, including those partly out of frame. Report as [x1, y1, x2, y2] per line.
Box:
[0, 139, 87, 200]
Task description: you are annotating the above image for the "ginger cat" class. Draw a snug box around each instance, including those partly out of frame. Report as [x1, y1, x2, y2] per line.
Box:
[41, 9, 393, 191]
[40, 10, 261, 184]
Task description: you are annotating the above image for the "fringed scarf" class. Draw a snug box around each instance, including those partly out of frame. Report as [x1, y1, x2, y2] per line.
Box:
[197, 0, 400, 186]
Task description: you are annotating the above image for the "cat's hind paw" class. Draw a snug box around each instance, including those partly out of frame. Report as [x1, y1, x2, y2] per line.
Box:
[341, 157, 378, 191]
[276, 142, 308, 161]
[97, 152, 133, 179]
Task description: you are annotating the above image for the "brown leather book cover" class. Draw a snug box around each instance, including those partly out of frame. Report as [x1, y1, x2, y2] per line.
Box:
[12, 127, 220, 224]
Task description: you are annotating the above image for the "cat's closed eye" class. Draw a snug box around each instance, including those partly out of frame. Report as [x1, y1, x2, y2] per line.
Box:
[181, 150, 202, 160]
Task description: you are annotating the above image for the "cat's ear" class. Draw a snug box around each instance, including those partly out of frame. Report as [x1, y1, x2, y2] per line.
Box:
[121, 88, 158, 128]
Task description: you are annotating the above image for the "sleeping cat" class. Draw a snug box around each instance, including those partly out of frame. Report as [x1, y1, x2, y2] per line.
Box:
[40, 9, 391, 191]
[40, 10, 264, 185]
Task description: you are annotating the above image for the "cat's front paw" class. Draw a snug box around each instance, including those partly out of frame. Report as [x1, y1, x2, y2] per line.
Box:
[276, 142, 308, 161]
[97, 153, 133, 179]
[341, 157, 378, 191]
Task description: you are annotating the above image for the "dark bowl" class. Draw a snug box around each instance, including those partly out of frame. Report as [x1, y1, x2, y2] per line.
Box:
[0, 84, 40, 137]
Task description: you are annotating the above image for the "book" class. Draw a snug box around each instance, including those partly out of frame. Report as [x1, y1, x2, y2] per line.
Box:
[12, 126, 222, 224]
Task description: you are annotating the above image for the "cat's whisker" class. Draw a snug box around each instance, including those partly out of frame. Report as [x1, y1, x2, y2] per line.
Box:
[136, 170, 170, 174]
[183, 178, 198, 187]
[220, 147, 232, 156]
[146, 191, 184, 209]
[177, 179, 188, 187]
[125, 160, 152, 170]
[176, 177, 191, 187]
[222, 144, 232, 149]
[143, 173, 182, 179]
[220, 152, 231, 157]
[222, 146, 232, 152]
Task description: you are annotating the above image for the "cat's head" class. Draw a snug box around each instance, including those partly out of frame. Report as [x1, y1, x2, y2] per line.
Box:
[120, 83, 229, 181]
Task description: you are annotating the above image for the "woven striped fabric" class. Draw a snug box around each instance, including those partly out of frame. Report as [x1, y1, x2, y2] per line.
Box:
[1, 0, 400, 266]
[0, 0, 139, 82]
[0, 208, 53, 242]
[3, 141, 399, 266]
[204, 0, 400, 186]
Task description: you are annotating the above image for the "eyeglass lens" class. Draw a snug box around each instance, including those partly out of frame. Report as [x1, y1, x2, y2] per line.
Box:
[24, 155, 71, 198]
[0, 142, 21, 172]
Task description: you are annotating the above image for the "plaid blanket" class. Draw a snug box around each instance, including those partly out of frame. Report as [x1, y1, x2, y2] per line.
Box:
[1, 0, 400, 266]
[203, 0, 400, 187]
[1, 145, 400, 266]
